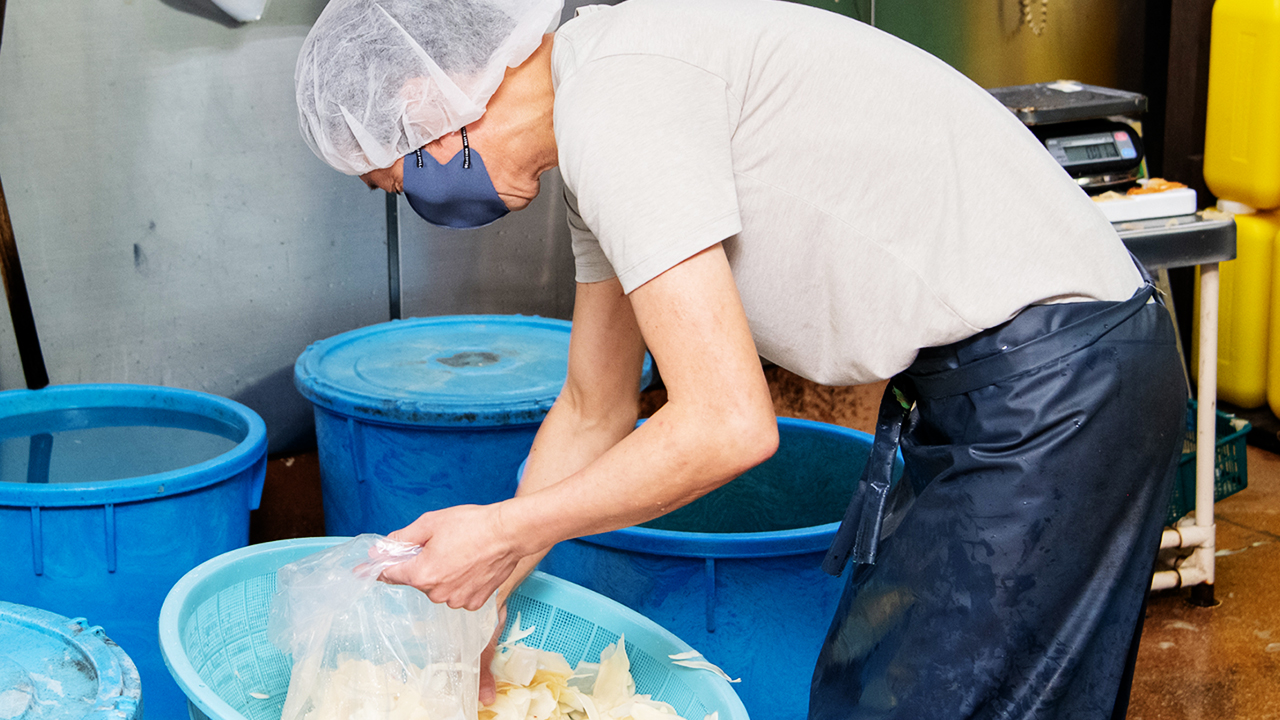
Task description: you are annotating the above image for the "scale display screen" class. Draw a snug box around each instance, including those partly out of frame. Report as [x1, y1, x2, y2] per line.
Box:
[1063, 141, 1120, 162]
[1044, 129, 1139, 169]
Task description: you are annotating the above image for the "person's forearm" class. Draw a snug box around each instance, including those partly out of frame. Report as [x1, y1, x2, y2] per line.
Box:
[494, 388, 640, 604]
[501, 394, 777, 569]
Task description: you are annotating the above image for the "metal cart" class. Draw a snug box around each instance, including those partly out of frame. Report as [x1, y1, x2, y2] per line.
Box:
[1116, 212, 1236, 605]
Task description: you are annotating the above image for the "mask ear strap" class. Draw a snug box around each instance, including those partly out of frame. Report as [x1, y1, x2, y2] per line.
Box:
[414, 149, 424, 168]
[460, 126, 472, 169]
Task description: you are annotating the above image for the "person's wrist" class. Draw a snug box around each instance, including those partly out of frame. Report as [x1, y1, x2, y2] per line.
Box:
[497, 495, 553, 559]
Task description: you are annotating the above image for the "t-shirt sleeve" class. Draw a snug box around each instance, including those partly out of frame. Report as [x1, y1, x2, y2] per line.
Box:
[555, 54, 742, 293]
[563, 187, 617, 284]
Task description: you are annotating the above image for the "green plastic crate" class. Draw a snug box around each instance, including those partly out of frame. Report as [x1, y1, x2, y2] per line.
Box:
[1166, 401, 1250, 525]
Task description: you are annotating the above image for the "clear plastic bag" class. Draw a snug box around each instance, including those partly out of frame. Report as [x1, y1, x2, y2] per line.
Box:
[267, 534, 498, 720]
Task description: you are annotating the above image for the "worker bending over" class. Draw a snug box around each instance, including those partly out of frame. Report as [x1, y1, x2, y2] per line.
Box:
[296, 1, 1186, 717]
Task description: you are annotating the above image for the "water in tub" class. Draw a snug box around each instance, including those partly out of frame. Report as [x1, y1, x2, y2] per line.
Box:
[0, 406, 239, 483]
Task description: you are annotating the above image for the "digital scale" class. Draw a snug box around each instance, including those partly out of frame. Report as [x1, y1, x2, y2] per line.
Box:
[988, 80, 1148, 194]
[989, 80, 1197, 222]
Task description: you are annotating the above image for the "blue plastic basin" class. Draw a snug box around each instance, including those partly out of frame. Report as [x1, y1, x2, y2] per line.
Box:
[159, 538, 747, 720]
[295, 315, 649, 536]
[540, 417, 899, 720]
[0, 383, 267, 720]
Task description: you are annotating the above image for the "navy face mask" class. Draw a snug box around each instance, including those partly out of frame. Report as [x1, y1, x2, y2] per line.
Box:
[402, 127, 509, 229]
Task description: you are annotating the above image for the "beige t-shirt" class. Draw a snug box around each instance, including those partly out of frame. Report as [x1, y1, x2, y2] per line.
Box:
[552, 0, 1143, 386]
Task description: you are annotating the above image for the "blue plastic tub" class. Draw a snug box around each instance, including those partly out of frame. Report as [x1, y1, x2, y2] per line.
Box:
[159, 537, 747, 720]
[0, 383, 267, 720]
[295, 315, 648, 536]
[0, 600, 143, 720]
[539, 417, 898, 720]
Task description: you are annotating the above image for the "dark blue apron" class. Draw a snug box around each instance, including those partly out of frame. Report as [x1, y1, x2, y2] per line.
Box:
[812, 282, 1186, 720]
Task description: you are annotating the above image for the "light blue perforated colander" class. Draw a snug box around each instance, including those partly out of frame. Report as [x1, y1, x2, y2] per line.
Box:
[159, 537, 748, 720]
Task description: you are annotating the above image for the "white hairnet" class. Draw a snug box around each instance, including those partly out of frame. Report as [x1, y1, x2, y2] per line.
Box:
[296, 0, 564, 175]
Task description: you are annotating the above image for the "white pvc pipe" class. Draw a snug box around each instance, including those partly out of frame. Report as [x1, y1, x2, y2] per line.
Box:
[1160, 524, 1214, 550]
[1151, 563, 1212, 592]
[1151, 533, 1214, 591]
[1195, 263, 1219, 587]
[1155, 265, 1222, 594]
[1151, 570, 1180, 591]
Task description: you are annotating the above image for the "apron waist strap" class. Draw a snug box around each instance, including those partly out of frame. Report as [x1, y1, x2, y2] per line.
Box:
[906, 284, 1156, 399]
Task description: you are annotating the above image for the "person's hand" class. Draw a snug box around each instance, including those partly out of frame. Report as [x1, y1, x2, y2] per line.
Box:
[380, 502, 523, 611]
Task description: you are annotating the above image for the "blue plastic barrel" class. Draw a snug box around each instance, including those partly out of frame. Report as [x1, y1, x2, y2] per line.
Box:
[0, 601, 143, 720]
[539, 417, 899, 720]
[295, 315, 648, 537]
[0, 384, 267, 720]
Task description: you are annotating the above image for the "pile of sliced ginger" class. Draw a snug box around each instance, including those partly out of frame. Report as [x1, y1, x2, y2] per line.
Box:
[481, 618, 730, 720]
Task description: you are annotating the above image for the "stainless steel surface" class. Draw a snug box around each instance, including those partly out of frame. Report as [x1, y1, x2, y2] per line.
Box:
[396, 169, 576, 320]
[1114, 213, 1237, 270]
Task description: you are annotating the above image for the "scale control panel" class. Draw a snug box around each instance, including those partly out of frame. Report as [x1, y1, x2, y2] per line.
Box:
[1031, 119, 1145, 191]
[1045, 127, 1139, 168]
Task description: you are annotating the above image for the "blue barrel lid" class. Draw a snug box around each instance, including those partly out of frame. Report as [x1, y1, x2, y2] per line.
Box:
[296, 315, 616, 428]
[0, 602, 142, 720]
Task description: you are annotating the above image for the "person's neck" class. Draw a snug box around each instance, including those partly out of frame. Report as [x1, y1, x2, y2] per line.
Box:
[488, 34, 558, 177]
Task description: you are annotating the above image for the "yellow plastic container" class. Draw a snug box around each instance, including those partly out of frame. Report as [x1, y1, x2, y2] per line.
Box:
[1203, 0, 1280, 210]
[1264, 212, 1280, 416]
[1193, 210, 1280, 408]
